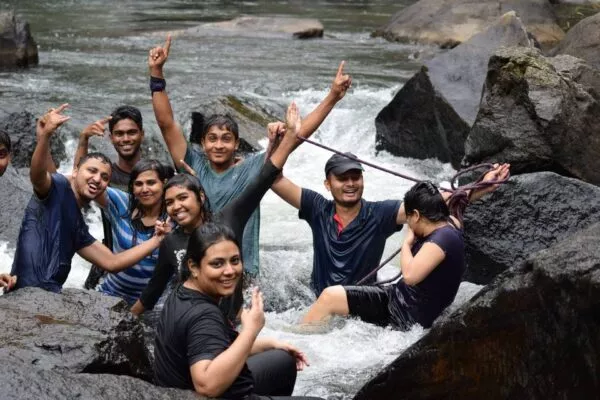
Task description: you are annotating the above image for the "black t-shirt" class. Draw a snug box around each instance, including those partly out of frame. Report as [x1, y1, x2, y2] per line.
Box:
[110, 162, 131, 191]
[154, 284, 254, 399]
[139, 159, 281, 310]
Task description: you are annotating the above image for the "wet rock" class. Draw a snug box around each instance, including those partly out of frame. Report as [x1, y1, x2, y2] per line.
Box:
[186, 16, 324, 39]
[551, 11, 600, 69]
[0, 111, 67, 169]
[373, 0, 564, 50]
[463, 46, 600, 184]
[374, 66, 470, 169]
[375, 12, 532, 168]
[0, 287, 153, 381]
[354, 222, 600, 400]
[0, 166, 32, 246]
[0, 356, 203, 400]
[187, 95, 284, 152]
[0, 11, 38, 69]
[463, 172, 600, 284]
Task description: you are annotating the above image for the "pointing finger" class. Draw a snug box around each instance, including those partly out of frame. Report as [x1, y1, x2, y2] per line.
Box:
[55, 103, 70, 113]
[164, 34, 172, 54]
[336, 60, 345, 78]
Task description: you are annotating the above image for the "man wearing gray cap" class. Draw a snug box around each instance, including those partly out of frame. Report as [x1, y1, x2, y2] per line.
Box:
[272, 152, 403, 296]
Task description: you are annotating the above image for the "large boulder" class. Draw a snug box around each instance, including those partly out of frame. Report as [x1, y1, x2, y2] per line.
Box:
[187, 95, 284, 153]
[373, 0, 564, 50]
[184, 16, 323, 39]
[551, 11, 600, 69]
[0, 11, 38, 69]
[0, 288, 153, 381]
[354, 222, 600, 399]
[463, 172, 600, 284]
[463, 46, 600, 184]
[0, 357, 203, 400]
[375, 12, 532, 168]
[0, 111, 67, 169]
[0, 166, 32, 245]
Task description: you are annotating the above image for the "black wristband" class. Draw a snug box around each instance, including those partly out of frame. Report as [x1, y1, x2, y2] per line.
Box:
[150, 76, 166, 93]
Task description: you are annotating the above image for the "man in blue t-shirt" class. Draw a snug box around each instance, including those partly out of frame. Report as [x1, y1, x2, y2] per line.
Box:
[10, 105, 168, 293]
[147, 35, 352, 276]
[272, 152, 504, 296]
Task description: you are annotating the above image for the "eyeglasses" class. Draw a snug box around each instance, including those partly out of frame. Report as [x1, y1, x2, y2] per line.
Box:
[0, 148, 9, 159]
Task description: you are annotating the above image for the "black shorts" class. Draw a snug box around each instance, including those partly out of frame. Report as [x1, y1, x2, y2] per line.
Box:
[344, 285, 394, 327]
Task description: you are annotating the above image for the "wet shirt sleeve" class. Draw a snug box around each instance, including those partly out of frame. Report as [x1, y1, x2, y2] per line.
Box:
[187, 307, 232, 365]
[374, 199, 403, 235]
[299, 188, 329, 224]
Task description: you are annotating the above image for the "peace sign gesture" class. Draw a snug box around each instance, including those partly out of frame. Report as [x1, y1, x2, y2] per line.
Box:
[330, 60, 352, 101]
[149, 34, 172, 74]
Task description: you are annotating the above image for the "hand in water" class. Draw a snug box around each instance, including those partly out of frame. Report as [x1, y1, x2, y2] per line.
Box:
[0, 273, 17, 292]
[241, 287, 265, 335]
[149, 34, 172, 74]
[37, 104, 71, 138]
[80, 116, 112, 140]
[330, 61, 352, 101]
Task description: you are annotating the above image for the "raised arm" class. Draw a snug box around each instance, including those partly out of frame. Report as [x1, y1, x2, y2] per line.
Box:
[31, 104, 71, 197]
[73, 117, 112, 169]
[149, 34, 187, 167]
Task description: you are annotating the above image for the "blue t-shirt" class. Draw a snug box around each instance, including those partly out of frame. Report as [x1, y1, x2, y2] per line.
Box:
[97, 187, 160, 304]
[389, 224, 465, 329]
[299, 188, 402, 295]
[184, 146, 265, 276]
[11, 174, 96, 292]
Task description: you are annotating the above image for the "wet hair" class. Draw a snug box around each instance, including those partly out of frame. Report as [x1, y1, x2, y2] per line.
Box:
[77, 152, 112, 169]
[0, 129, 11, 153]
[163, 173, 213, 224]
[126, 159, 175, 235]
[201, 114, 239, 141]
[403, 181, 450, 223]
[181, 222, 240, 281]
[109, 105, 143, 133]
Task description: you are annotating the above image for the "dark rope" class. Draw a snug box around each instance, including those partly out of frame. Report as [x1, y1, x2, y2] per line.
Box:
[294, 135, 510, 286]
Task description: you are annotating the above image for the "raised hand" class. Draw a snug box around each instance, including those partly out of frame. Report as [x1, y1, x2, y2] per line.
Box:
[154, 216, 172, 241]
[240, 287, 265, 335]
[267, 121, 286, 142]
[330, 61, 352, 101]
[80, 116, 112, 140]
[37, 104, 70, 138]
[280, 101, 302, 149]
[148, 34, 172, 74]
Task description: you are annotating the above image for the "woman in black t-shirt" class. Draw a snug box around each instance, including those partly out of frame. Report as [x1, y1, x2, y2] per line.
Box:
[154, 223, 322, 400]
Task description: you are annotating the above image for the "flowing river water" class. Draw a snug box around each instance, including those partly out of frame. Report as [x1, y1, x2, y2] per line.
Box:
[0, 1, 482, 398]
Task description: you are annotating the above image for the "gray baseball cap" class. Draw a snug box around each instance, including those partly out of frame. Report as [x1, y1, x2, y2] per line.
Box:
[324, 152, 364, 176]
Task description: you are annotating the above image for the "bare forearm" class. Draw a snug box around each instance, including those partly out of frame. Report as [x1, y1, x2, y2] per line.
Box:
[400, 242, 413, 277]
[99, 236, 160, 273]
[73, 135, 89, 169]
[194, 330, 258, 396]
[250, 337, 275, 355]
[297, 92, 338, 140]
[30, 135, 51, 188]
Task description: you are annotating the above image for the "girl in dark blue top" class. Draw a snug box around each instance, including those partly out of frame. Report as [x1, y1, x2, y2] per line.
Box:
[301, 181, 467, 331]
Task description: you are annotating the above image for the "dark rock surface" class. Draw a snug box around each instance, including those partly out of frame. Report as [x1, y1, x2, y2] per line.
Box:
[0, 166, 32, 245]
[0, 287, 153, 381]
[184, 16, 324, 39]
[355, 222, 600, 400]
[0, 356, 203, 400]
[0, 11, 38, 69]
[375, 66, 470, 169]
[0, 111, 67, 169]
[551, 11, 600, 69]
[373, 0, 564, 50]
[463, 172, 600, 284]
[463, 46, 600, 184]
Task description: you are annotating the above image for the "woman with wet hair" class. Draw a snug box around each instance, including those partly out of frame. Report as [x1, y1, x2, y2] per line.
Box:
[300, 180, 471, 330]
[94, 159, 175, 304]
[153, 223, 323, 400]
[131, 103, 302, 322]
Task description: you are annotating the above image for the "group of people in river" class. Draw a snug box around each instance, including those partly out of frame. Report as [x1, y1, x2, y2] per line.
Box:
[0, 35, 510, 400]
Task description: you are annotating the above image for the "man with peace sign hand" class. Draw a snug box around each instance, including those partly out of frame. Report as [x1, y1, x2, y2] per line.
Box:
[148, 34, 351, 277]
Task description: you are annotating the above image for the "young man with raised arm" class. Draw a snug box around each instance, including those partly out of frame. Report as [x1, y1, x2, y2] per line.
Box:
[147, 34, 351, 277]
[10, 105, 169, 293]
